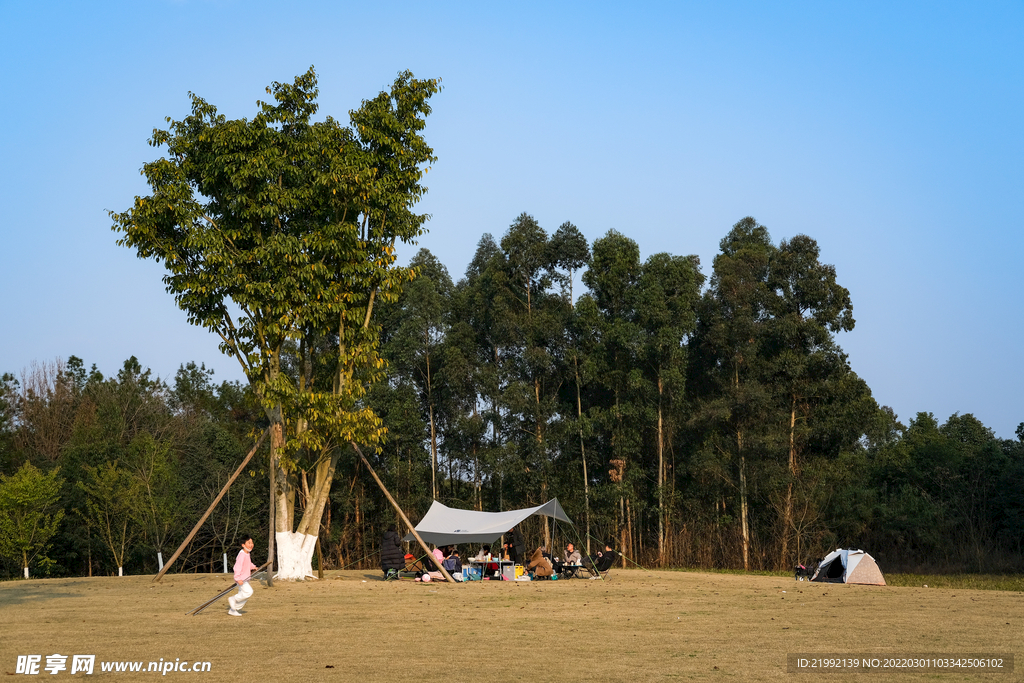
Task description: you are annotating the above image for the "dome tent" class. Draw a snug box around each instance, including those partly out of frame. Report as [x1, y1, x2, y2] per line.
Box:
[811, 548, 886, 585]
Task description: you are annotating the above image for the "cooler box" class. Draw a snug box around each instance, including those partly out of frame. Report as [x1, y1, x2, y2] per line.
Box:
[501, 564, 514, 581]
[464, 566, 482, 581]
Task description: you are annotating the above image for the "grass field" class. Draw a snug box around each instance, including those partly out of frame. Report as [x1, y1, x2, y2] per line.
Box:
[1, 569, 1020, 682]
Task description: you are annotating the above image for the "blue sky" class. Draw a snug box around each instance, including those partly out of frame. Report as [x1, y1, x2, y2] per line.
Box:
[1, 1, 1021, 437]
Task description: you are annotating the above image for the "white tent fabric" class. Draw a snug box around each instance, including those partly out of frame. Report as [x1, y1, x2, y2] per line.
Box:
[402, 499, 573, 546]
[811, 548, 886, 585]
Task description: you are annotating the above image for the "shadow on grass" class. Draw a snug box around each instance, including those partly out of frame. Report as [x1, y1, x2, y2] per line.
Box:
[0, 582, 86, 606]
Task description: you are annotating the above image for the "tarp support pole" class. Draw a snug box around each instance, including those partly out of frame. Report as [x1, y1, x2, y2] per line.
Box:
[351, 442, 456, 584]
[154, 429, 269, 582]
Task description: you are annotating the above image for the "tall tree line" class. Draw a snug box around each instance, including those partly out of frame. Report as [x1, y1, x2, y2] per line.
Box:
[2, 216, 1023, 577]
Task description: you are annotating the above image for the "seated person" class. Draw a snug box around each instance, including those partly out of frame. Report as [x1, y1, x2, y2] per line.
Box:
[553, 542, 582, 575]
[582, 541, 618, 577]
[442, 546, 462, 574]
[417, 545, 447, 582]
[526, 546, 554, 579]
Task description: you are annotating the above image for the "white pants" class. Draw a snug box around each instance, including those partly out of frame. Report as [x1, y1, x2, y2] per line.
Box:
[234, 581, 253, 609]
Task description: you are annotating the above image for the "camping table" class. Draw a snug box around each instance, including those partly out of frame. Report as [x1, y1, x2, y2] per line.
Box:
[467, 559, 514, 580]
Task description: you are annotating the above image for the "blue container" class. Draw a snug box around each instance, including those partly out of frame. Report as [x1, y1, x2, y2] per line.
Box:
[464, 566, 482, 581]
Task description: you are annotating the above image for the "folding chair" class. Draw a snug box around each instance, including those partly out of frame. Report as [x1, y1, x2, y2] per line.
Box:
[584, 551, 617, 580]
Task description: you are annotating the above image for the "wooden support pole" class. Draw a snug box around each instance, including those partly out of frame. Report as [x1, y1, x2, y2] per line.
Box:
[186, 561, 272, 615]
[154, 430, 269, 582]
[351, 442, 456, 584]
[315, 536, 324, 580]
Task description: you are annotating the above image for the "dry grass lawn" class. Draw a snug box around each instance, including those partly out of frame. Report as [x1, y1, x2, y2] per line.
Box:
[1, 569, 1020, 682]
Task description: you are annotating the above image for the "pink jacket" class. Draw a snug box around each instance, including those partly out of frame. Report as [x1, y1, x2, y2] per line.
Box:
[234, 549, 257, 583]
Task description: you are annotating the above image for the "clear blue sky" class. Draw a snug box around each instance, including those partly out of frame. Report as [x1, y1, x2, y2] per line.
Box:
[1, 1, 1021, 437]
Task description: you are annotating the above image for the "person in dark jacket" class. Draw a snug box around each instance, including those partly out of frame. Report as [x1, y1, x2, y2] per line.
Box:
[503, 526, 527, 564]
[380, 525, 405, 580]
[582, 540, 617, 578]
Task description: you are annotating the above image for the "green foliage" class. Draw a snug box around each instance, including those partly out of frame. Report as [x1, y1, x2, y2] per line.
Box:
[79, 460, 142, 572]
[4, 212, 1022, 577]
[0, 372, 18, 474]
[110, 67, 440, 462]
[0, 461, 65, 577]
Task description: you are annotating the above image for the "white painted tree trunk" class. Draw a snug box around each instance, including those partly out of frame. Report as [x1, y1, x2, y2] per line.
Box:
[275, 531, 318, 580]
[23, 567, 29, 579]
[118, 566, 123, 577]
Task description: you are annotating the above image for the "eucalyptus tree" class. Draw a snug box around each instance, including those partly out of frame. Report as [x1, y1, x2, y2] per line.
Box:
[688, 218, 775, 569]
[550, 221, 590, 303]
[436, 313, 487, 506]
[111, 68, 439, 578]
[582, 230, 644, 558]
[384, 249, 453, 500]
[635, 252, 703, 565]
[550, 222, 593, 546]
[761, 234, 855, 567]
[499, 214, 569, 546]
[457, 234, 513, 506]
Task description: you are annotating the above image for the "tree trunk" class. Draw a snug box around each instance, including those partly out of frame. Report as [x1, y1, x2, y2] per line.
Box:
[619, 496, 626, 567]
[429, 403, 437, 501]
[275, 441, 342, 579]
[427, 347, 437, 501]
[575, 355, 590, 555]
[625, 497, 633, 568]
[780, 397, 796, 570]
[657, 376, 664, 567]
[739, 446, 750, 571]
[734, 364, 749, 571]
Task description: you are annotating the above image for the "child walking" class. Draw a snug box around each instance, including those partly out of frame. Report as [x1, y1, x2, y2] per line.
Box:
[228, 535, 258, 617]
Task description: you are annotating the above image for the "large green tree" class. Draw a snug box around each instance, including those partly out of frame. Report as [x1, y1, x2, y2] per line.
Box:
[635, 252, 703, 564]
[581, 230, 645, 560]
[689, 218, 777, 569]
[761, 234, 855, 566]
[381, 249, 453, 500]
[111, 68, 439, 578]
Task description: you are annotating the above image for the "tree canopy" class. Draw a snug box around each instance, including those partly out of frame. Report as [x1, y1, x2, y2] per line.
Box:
[111, 67, 440, 577]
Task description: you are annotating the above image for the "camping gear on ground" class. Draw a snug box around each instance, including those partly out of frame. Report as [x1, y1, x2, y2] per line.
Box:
[794, 563, 814, 581]
[811, 549, 886, 585]
[464, 566, 482, 581]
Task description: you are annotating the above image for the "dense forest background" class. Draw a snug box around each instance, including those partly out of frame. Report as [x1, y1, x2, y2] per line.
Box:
[2, 215, 1022, 579]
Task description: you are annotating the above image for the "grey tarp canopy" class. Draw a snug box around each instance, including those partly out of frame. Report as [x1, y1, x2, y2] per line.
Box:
[402, 499, 573, 546]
